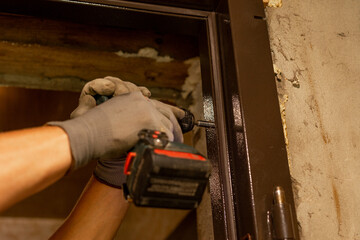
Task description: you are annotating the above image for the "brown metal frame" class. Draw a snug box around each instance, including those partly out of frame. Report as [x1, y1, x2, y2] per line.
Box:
[0, 0, 299, 239]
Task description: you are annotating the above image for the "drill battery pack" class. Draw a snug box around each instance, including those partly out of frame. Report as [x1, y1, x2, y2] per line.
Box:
[123, 129, 211, 209]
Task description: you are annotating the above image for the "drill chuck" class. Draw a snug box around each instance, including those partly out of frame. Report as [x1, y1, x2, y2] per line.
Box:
[178, 108, 195, 133]
[178, 109, 215, 133]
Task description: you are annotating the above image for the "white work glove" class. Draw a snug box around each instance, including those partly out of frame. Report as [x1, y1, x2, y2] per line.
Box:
[70, 76, 151, 118]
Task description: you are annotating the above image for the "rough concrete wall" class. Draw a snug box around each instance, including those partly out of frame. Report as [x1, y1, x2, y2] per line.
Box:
[266, 0, 360, 239]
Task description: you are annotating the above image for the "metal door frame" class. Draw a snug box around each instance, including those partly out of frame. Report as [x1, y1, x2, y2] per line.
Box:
[0, 1, 299, 239]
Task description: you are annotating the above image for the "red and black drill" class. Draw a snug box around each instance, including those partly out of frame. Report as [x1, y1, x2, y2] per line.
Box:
[95, 94, 213, 209]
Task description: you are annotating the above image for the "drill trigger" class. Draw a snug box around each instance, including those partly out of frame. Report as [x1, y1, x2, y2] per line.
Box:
[124, 152, 136, 175]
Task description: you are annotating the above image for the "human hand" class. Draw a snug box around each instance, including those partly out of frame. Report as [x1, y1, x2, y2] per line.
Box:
[48, 91, 184, 171]
[70, 76, 151, 118]
[93, 98, 186, 188]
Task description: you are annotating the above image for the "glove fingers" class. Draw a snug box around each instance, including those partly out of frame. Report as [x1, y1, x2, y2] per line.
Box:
[103, 76, 151, 98]
[151, 100, 184, 143]
[103, 76, 123, 82]
[137, 101, 175, 141]
[98, 76, 130, 96]
[157, 115, 175, 141]
[84, 76, 148, 97]
[138, 86, 151, 98]
[70, 95, 96, 119]
[158, 113, 183, 143]
[122, 81, 140, 93]
[152, 100, 185, 119]
[85, 78, 116, 96]
[170, 113, 183, 143]
[74, 77, 153, 118]
[105, 77, 137, 96]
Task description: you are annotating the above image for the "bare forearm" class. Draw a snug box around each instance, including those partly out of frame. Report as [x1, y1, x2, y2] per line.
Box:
[50, 176, 129, 240]
[0, 126, 72, 211]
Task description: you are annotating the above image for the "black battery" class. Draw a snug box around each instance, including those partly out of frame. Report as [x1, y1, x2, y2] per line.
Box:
[123, 129, 212, 209]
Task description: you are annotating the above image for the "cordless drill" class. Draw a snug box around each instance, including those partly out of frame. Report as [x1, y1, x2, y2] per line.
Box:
[94, 94, 213, 209]
[123, 129, 211, 209]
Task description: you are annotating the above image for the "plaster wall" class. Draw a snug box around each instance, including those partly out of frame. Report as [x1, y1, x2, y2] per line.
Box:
[266, 0, 360, 239]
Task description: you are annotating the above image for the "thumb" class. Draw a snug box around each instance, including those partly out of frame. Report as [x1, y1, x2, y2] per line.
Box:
[70, 95, 96, 118]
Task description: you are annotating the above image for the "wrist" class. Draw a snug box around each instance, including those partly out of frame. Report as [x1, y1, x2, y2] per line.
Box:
[47, 117, 96, 171]
[93, 156, 127, 189]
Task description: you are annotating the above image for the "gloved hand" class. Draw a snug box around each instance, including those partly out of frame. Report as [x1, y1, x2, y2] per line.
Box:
[93, 98, 185, 189]
[70, 76, 151, 118]
[69, 77, 152, 187]
[48, 91, 184, 173]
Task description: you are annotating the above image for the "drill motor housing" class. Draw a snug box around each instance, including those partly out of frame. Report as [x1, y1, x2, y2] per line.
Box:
[123, 129, 211, 209]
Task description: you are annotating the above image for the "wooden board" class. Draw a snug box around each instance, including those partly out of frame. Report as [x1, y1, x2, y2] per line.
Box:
[0, 13, 198, 97]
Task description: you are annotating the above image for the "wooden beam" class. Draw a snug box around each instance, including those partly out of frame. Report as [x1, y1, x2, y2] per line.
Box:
[0, 13, 198, 61]
[0, 13, 198, 99]
[0, 41, 189, 90]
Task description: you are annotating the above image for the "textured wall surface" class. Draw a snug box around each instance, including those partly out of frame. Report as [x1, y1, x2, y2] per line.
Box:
[266, 0, 360, 239]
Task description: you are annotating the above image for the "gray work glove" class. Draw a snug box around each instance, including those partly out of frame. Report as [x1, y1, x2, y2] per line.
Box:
[49, 88, 184, 181]
[71, 76, 151, 118]
[49, 91, 184, 171]
[93, 98, 186, 188]
[70, 76, 151, 187]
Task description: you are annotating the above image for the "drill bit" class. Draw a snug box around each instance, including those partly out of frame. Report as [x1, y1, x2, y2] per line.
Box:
[195, 120, 215, 128]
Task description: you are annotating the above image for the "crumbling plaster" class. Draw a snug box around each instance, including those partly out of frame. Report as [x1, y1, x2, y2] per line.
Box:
[266, 0, 360, 239]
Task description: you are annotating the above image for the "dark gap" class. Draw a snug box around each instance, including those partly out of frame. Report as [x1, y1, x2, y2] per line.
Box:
[254, 15, 266, 20]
